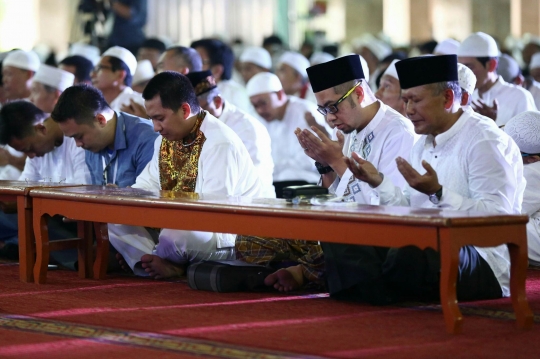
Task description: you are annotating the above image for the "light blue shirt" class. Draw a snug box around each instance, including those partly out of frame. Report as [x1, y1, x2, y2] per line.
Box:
[86, 111, 157, 187]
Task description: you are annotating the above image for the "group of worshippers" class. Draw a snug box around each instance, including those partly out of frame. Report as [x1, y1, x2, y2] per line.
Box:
[0, 28, 538, 306]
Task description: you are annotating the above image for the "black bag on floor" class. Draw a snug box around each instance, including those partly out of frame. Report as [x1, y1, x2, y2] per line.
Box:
[187, 260, 274, 292]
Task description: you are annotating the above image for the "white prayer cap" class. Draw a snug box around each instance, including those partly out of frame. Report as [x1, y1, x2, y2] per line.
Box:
[457, 63, 476, 94]
[382, 59, 400, 80]
[102, 46, 137, 76]
[530, 52, 540, 70]
[69, 43, 101, 65]
[246, 72, 283, 97]
[2, 50, 41, 72]
[239, 47, 272, 70]
[504, 111, 540, 154]
[498, 54, 521, 82]
[457, 32, 499, 57]
[277, 51, 310, 78]
[33, 64, 75, 92]
[310, 51, 335, 66]
[132, 60, 154, 85]
[434, 39, 460, 55]
[364, 39, 392, 61]
[359, 55, 370, 83]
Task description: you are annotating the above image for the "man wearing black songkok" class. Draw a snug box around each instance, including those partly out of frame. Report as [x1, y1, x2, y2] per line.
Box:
[330, 55, 524, 304]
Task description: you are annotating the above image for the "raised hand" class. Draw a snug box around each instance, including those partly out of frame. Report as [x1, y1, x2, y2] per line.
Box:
[472, 98, 498, 121]
[345, 152, 383, 187]
[396, 157, 441, 194]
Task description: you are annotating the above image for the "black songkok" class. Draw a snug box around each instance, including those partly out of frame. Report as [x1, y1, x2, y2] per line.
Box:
[307, 55, 365, 93]
[185, 70, 217, 96]
[396, 55, 458, 89]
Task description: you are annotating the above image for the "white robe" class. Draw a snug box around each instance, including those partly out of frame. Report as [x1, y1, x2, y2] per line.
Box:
[376, 109, 526, 296]
[108, 113, 263, 274]
[18, 137, 91, 184]
[0, 145, 25, 180]
[219, 102, 275, 198]
[217, 79, 255, 116]
[109, 87, 145, 112]
[522, 162, 540, 265]
[527, 80, 540, 110]
[472, 76, 537, 127]
[328, 101, 416, 204]
[261, 95, 330, 183]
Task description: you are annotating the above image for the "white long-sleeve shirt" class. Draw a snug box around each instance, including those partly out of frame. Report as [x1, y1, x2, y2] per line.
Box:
[328, 101, 417, 204]
[217, 79, 255, 116]
[472, 76, 537, 127]
[527, 80, 540, 111]
[219, 102, 275, 198]
[18, 137, 91, 184]
[261, 95, 329, 183]
[133, 113, 263, 248]
[0, 145, 25, 180]
[375, 109, 525, 297]
[522, 162, 540, 264]
[109, 87, 145, 112]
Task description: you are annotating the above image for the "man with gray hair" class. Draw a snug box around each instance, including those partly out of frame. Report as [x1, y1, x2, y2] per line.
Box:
[156, 46, 202, 74]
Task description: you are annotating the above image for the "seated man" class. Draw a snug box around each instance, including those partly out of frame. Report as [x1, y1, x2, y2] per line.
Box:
[331, 55, 524, 304]
[457, 63, 476, 111]
[30, 65, 75, 113]
[276, 51, 316, 104]
[59, 55, 94, 85]
[246, 72, 329, 185]
[186, 70, 275, 198]
[239, 47, 272, 84]
[237, 55, 416, 291]
[107, 71, 263, 278]
[374, 60, 406, 116]
[504, 111, 540, 266]
[0, 101, 90, 259]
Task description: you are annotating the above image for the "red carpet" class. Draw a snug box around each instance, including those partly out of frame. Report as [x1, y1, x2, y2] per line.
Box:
[0, 263, 539, 358]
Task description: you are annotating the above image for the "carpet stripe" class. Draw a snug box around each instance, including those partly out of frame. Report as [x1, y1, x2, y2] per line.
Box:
[0, 315, 329, 359]
[405, 303, 540, 322]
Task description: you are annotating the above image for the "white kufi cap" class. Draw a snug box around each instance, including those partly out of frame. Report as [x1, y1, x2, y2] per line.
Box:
[530, 52, 540, 70]
[69, 43, 101, 65]
[364, 39, 392, 61]
[102, 46, 137, 76]
[358, 55, 370, 83]
[310, 52, 335, 66]
[246, 72, 283, 97]
[457, 63, 476, 94]
[382, 59, 400, 80]
[33, 64, 75, 92]
[240, 47, 272, 70]
[132, 60, 155, 85]
[434, 39, 460, 55]
[504, 111, 540, 154]
[457, 32, 499, 57]
[277, 51, 310, 78]
[3, 50, 41, 72]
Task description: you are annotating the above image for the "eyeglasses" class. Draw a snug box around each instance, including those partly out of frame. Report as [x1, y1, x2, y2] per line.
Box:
[317, 81, 361, 116]
[92, 64, 113, 73]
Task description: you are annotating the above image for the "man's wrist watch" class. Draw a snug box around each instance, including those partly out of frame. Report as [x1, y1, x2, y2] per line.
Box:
[315, 161, 334, 175]
[428, 186, 443, 204]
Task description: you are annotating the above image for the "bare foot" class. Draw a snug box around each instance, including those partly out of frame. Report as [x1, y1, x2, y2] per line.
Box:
[116, 253, 132, 273]
[140, 254, 185, 279]
[264, 265, 304, 292]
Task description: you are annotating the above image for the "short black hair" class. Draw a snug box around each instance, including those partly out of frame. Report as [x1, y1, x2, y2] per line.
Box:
[167, 46, 202, 72]
[51, 84, 111, 124]
[419, 40, 438, 54]
[0, 101, 47, 144]
[263, 35, 283, 47]
[108, 56, 133, 86]
[141, 38, 166, 53]
[142, 71, 200, 113]
[190, 39, 234, 80]
[59, 55, 93, 83]
[476, 56, 498, 69]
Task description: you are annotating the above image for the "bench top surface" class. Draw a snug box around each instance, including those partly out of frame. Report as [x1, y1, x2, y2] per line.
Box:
[29, 185, 528, 228]
[0, 180, 79, 195]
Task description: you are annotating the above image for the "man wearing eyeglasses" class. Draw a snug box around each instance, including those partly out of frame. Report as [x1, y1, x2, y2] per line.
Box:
[246, 72, 329, 185]
[236, 55, 415, 292]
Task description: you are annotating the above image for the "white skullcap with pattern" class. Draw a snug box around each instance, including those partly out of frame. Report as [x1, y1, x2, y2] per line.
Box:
[504, 111, 540, 154]
[457, 63, 476, 94]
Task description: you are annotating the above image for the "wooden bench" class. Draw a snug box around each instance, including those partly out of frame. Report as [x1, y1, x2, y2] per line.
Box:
[28, 185, 534, 334]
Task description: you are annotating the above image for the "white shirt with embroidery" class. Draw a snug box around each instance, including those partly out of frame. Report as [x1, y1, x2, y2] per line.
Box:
[472, 76, 537, 127]
[328, 101, 416, 204]
[375, 109, 526, 296]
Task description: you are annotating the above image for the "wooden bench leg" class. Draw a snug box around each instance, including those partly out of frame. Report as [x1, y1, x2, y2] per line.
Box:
[17, 196, 34, 283]
[33, 213, 51, 284]
[77, 221, 94, 279]
[507, 241, 534, 330]
[439, 230, 463, 334]
[93, 222, 109, 280]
